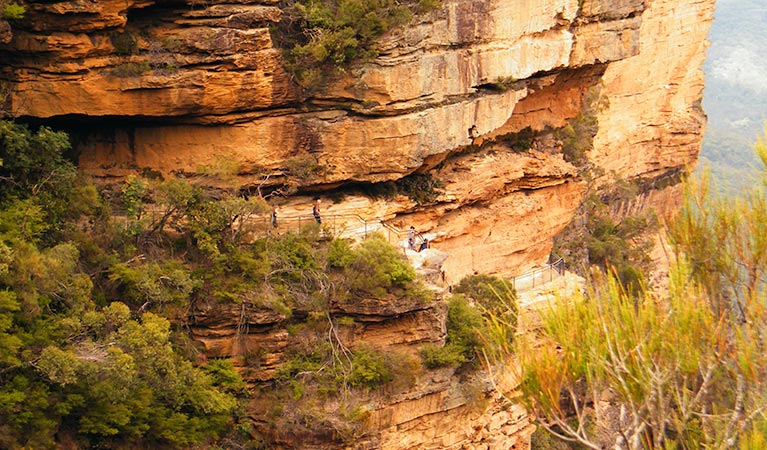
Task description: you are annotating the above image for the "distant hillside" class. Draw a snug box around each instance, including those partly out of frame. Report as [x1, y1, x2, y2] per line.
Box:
[700, 0, 767, 191]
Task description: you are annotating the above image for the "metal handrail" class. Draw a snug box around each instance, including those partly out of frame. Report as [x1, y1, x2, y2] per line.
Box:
[511, 257, 565, 292]
[251, 211, 410, 244]
[251, 210, 566, 291]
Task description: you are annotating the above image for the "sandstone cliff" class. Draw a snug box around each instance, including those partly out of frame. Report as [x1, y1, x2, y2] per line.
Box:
[0, 0, 713, 282]
[0, 0, 714, 447]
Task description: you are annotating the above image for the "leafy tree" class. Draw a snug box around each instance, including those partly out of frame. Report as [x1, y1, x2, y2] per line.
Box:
[0, 120, 83, 240]
[0, 121, 244, 449]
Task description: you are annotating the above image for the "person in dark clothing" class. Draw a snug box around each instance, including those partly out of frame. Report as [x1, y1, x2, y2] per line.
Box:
[312, 199, 322, 224]
[418, 239, 429, 252]
[468, 124, 479, 144]
[270, 206, 278, 227]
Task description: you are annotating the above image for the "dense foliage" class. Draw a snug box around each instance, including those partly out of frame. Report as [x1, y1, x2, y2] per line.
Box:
[420, 274, 517, 369]
[0, 1, 24, 20]
[0, 121, 248, 449]
[514, 129, 767, 449]
[0, 119, 448, 448]
[552, 179, 656, 294]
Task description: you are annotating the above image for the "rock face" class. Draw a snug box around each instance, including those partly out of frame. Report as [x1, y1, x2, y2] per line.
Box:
[0, 0, 714, 447]
[190, 284, 536, 449]
[0, 0, 713, 279]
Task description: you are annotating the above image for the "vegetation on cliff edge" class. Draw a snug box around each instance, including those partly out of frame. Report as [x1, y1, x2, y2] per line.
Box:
[273, 0, 441, 90]
[510, 128, 767, 449]
[0, 119, 469, 448]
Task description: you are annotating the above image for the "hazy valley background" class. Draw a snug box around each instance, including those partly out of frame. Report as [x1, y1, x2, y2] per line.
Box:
[700, 0, 767, 191]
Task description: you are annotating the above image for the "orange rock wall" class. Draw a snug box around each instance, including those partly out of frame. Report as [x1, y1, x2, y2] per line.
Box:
[0, 0, 714, 447]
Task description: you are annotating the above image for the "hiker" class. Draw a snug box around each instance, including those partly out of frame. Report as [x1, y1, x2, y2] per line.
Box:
[270, 206, 278, 228]
[312, 199, 322, 224]
[407, 226, 416, 250]
[418, 239, 429, 252]
[468, 124, 479, 144]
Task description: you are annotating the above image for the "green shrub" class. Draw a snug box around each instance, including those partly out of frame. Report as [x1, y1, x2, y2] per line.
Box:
[491, 75, 518, 91]
[269, 233, 319, 278]
[445, 295, 484, 358]
[419, 343, 466, 369]
[346, 234, 415, 296]
[277, 340, 331, 380]
[111, 61, 151, 78]
[586, 210, 652, 294]
[453, 274, 515, 311]
[285, 154, 322, 184]
[327, 238, 355, 268]
[453, 274, 518, 348]
[347, 347, 392, 388]
[396, 173, 444, 204]
[499, 126, 535, 152]
[364, 173, 444, 205]
[273, 0, 440, 90]
[203, 359, 248, 394]
[1, 2, 24, 20]
[419, 295, 486, 368]
[110, 32, 140, 56]
[553, 85, 606, 165]
[553, 183, 654, 293]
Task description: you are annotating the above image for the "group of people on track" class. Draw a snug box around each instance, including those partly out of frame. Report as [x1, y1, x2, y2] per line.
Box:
[270, 199, 429, 252]
[408, 226, 429, 252]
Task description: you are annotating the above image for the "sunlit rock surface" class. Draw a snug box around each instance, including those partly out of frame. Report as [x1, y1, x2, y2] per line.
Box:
[0, 0, 714, 446]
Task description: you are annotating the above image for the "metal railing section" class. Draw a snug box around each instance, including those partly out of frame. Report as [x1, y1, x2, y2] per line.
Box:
[245, 211, 568, 292]
[246, 212, 410, 245]
[511, 257, 565, 293]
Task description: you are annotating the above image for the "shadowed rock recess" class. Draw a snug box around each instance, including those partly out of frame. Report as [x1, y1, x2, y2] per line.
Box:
[0, 0, 714, 447]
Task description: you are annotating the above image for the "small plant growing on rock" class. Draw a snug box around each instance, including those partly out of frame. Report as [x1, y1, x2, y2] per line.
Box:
[364, 173, 445, 205]
[499, 126, 535, 153]
[553, 84, 608, 165]
[285, 154, 322, 184]
[491, 75, 518, 91]
[111, 61, 152, 78]
[110, 32, 140, 56]
[1, 1, 24, 19]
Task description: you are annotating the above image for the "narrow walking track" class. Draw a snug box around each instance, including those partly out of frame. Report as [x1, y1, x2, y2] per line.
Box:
[246, 210, 565, 293]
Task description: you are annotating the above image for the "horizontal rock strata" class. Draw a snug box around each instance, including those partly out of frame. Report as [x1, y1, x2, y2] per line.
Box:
[0, 0, 714, 447]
